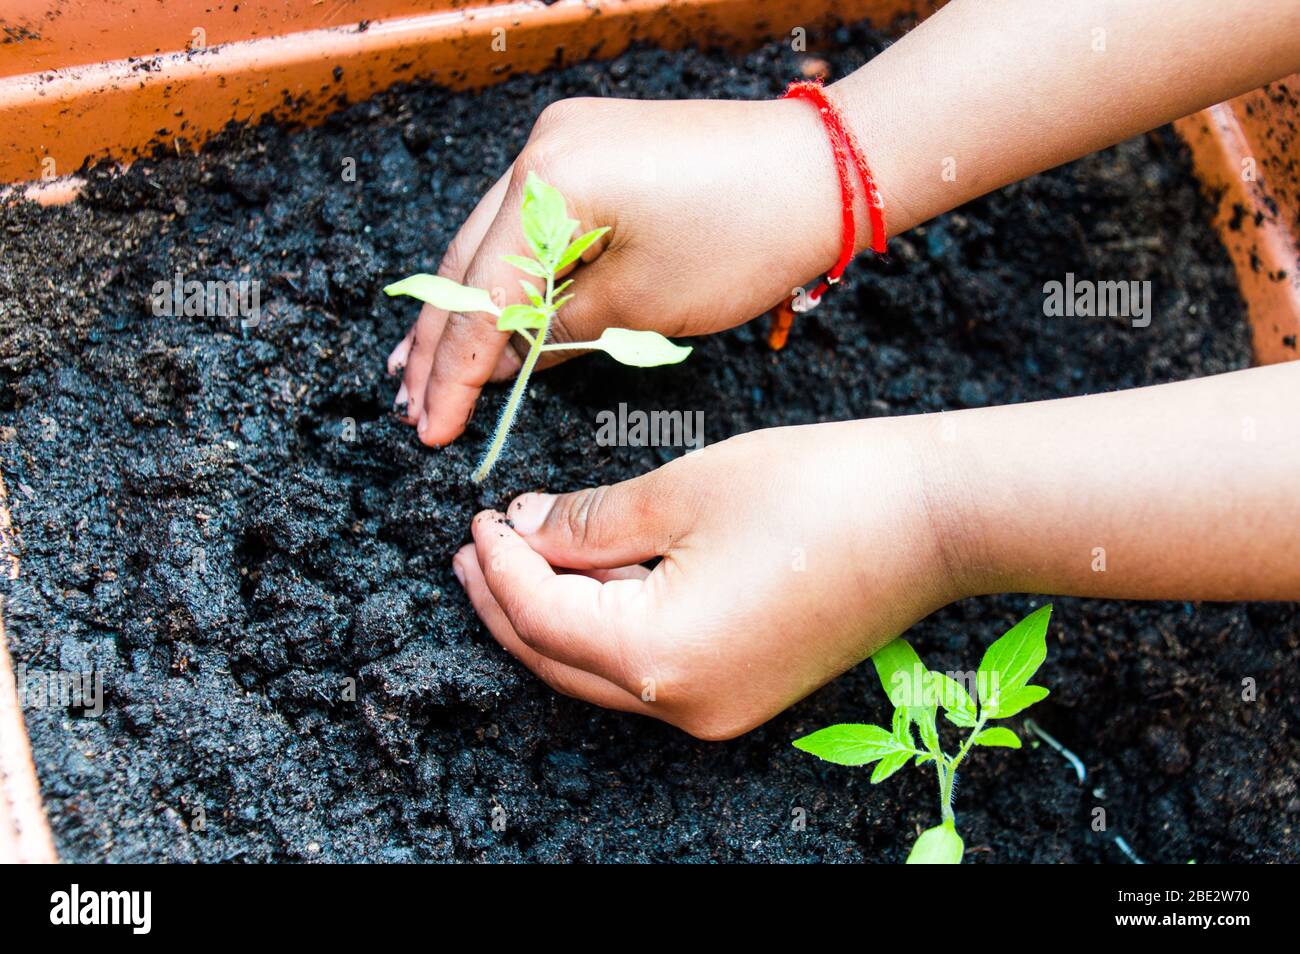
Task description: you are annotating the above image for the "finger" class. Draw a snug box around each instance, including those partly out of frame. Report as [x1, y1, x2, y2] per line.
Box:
[417, 172, 530, 446]
[387, 328, 413, 377]
[452, 545, 651, 715]
[505, 470, 687, 570]
[470, 510, 648, 691]
[397, 168, 511, 427]
[395, 304, 448, 425]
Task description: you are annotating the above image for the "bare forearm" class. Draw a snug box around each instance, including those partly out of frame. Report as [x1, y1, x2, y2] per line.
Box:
[831, 0, 1300, 248]
[920, 362, 1300, 602]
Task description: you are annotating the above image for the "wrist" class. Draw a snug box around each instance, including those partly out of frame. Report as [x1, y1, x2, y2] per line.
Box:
[896, 411, 1001, 603]
[765, 78, 903, 298]
[826, 72, 922, 252]
[759, 97, 853, 283]
[818, 415, 990, 610]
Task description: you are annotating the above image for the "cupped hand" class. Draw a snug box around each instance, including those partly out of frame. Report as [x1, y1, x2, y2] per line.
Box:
[450, 418, 970, 740]
[388, 96, 852, 447]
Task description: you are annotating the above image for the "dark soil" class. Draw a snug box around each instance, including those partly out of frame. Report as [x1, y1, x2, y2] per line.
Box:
[2, 23, 1297, 863]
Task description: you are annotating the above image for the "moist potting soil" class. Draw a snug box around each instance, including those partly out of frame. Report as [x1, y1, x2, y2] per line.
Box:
[1, 23, 1295, 862]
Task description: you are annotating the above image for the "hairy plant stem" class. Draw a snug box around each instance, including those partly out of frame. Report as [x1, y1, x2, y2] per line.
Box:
[934, 756, 950, 824]
[471, 271, 555, 484]
[937, 713, 988, 824]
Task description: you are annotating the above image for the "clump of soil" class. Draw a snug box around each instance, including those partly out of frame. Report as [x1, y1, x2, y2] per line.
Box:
[1, 23, 1296, 863]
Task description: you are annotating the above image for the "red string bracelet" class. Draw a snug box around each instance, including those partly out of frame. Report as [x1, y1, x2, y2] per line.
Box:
[768, 80, 887, 350]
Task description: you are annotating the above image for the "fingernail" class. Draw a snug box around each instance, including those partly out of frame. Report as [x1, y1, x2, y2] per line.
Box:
[509, 492, 554, 535]
[393, 382, 408, 414]
[451, 557, 466, 587]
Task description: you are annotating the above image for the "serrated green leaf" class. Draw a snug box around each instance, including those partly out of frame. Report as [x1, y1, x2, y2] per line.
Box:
[792, 724, 898, 766]
[870, 750, 912, 784]
[520, 172, 577, 267]
[502, 254, 549, 278]
[930, 671, 978, 727]
[872, 639, 939, 750]
[914, 752, 934, 766]
[891, 706, 912, 748]
[518, 279, 543, 307]
[988, 684, 1049, 719]
[497, 304, 547, 332]
[978, 604, 1052, 715]
[552, 294, 574, 311]
[556, 227, 610, 271]
[384, 274, 499, 316]
[592, 328, 691, 367]
[905, 822, 964, 864]
[917, 712, 940, 755]
[972, 726, 1021, 748]
[553, 278, 573, 296]
[871, 639, 933, 714]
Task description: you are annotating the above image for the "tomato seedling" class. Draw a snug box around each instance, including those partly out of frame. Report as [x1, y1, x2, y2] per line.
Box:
[386, 172, 692, 482]
[794, 605, 1054, 864]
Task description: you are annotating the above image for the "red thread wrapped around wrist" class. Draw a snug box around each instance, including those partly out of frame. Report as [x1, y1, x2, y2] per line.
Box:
[768, 79, 887, 350]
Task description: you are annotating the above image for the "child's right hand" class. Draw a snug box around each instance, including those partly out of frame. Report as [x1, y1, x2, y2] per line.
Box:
[386, 95, 863, 446]
[388, 0, 1300, 450]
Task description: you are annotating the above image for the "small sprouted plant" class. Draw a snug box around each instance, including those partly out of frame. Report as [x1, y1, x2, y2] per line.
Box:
[794, 604, 1054, 864]
[385, 172, 692, 483]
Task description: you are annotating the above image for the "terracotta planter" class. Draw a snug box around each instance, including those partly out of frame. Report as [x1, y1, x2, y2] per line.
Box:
[0, 0, 1296, 863]
[0, 474, 56, 863]
[1173, 85, 1300, 365]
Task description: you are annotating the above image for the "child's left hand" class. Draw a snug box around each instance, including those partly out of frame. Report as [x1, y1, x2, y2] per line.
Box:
[451, 363, 1300, 738]
[451, 419, 964, 739]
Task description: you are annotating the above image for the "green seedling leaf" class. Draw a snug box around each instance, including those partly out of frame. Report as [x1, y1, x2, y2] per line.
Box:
[556, 227, 610, 271]
[987, 684, 1049, 720]
[520, 172, 578, 267]
[972, 727, 1021, 748]
[871, 639, 934, 715]
[871, 639, 940, 752]
[916, 712, 940, 755]
[797, 611, 1056, 866]
[384, 274, 500, 316]
[592, 328, 692, 367]
[930, 671, 978, 727]
[519, 279, 544, 307]
[891, 706, 912, 748]
[871, 750, 913, 784]
[503, 254, 549, 278]
[792, 724, 909, 766]
[905, 822, 964, 865]
[497, 304, 547, 332]
[978, 604, 1052, 716]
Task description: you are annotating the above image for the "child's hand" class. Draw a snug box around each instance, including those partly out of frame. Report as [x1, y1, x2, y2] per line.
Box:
[451, 365, 1300, 738]
[451, 419, 963, 739]
[391, 0, 1300, 450]
[387, 96, 859, 446]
